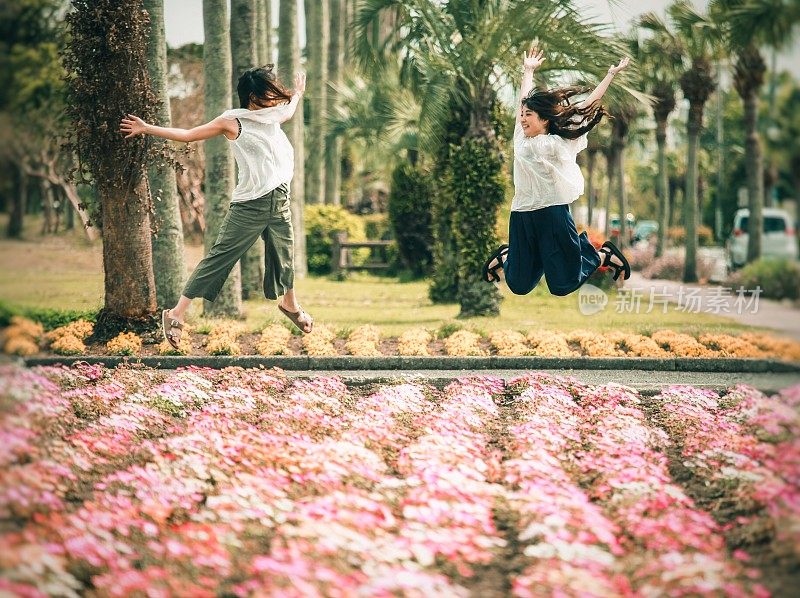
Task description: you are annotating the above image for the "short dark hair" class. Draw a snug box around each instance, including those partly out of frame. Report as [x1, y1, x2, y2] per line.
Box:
[522, 87, 609, 139]
[237, 65, 292, 109]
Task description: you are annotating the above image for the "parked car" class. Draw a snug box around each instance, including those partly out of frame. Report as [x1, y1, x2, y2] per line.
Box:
[633, 220, 659, 244]
[609, 214, 635, 244]
[725, 207, 798, 270]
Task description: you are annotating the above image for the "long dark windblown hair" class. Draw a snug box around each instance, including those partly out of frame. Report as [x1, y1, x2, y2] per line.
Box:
[522, 87, 609, 139]
[237, 65, 293, 109]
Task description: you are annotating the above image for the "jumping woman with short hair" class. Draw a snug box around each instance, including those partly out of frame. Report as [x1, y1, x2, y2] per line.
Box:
[121, 66, 313, 350]
[483, 47, 631, 294]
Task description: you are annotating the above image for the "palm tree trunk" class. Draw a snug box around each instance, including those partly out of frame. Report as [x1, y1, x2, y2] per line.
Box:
[613, 121, 628, 250]
[144, 0, 186, 309]
[304, 0, 328, 204]
[586, 149, 596, 229]
[255, 0, 272, 64]
[655, 117, 668, 258]
[231, 0, 257, 105]
[604, 148, 616, 239]
[279, 0, 307, 277]
[324, 0, 344, 206]
[743, 87, 764, 263]
[683, 102, 702, 283]
[231, 0, 264, 300]
[203, 0, 242, 316]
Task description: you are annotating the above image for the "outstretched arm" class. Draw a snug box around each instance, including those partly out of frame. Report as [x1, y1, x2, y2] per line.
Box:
[518, 46, 544, 124]
[119, 114, 236, 142]
[577, 56, 630, 109]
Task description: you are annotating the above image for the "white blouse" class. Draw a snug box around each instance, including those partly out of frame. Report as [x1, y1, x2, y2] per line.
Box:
[511, 121, 588, 212]
[220, 94, 301, 203]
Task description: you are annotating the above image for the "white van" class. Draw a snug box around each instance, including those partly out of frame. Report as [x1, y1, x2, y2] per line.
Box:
[726, 208, 798, 270]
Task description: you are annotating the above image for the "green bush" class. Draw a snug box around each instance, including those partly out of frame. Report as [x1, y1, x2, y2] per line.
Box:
[0, 301, 97, 331]
[388, 161, 434, 278]
[729, 258, 800, 301]
[304, 205, 368, 275]
[362, 213, 392, 241]
[450, 136, 506, 317]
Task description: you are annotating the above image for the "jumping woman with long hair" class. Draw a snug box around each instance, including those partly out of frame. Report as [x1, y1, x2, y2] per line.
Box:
[120, 66, 313, 350]
[483, 47, 631, 295]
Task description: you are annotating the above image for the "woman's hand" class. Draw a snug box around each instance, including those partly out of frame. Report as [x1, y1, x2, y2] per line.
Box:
[523, 45, 545, 71]
[120, 114, 148, 138]
[608, 56, 630, 75]
[294, 71, 307, 95]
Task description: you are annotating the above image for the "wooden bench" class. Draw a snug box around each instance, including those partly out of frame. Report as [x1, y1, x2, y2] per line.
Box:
[330, 232, 395, 275]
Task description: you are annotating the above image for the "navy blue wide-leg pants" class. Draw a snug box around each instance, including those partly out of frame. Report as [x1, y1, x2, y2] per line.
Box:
[503, 205, 602, 297]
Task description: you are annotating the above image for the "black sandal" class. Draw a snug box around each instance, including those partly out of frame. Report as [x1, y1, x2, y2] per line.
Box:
[483, 244, 509, 283]
[599, 241, 631, 281]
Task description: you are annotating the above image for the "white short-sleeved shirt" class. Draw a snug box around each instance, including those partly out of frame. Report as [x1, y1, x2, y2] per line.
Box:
[220, 94, 300, 203]
[511, 120, 588, 212]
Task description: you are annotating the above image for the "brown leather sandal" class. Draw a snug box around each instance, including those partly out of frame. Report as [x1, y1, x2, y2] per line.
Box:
[278, 304, 314, 334]
[162, 309, 184, 350]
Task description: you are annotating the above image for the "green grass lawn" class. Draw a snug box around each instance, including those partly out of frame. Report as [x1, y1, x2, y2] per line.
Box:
[0, 215, 760, 337]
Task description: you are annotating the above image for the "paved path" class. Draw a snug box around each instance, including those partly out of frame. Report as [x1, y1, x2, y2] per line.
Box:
[626, 271, 800, 341]
[281, 369, 799, 395]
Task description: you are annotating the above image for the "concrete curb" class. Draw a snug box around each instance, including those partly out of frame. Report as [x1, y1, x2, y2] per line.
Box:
[22, 355, 800, 373]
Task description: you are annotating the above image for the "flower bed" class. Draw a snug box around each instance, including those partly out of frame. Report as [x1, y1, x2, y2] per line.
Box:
[1, 365, 798, 595]
[4, 320, 800, 362]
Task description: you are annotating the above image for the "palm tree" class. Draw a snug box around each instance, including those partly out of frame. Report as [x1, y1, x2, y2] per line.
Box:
[711, 0, 800, 263]
[354, 0, 627, 317]
[231, 0, 264, 300]
[278, 0, 307, 276]
[203, 0, 242, 316]
[255, 0, 272, 64]
[667, 0, 722, 283]
[304, 0, 328, 204]
[584, 134, 602, 229]
[636, 14, 683, 258]
[325, 0, 345, 205]
[600, 79, 645, 250]
[144, 0, 187, 309]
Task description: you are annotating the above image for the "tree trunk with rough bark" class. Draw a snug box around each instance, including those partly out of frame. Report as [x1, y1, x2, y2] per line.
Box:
[304, 0, 328, 204]
[743, 88, 764, 263]
[203, 0, 242, 316]
[655, 118, 668, 258]
[586, 149, 596, 229]
[145, 0, 187, 309]
[603, 148, 616, 239]
[683, 103, 701, 283]
[231, 0, 265, 300]
[99, 178, 158, 323]
[325, 0, 344, 205]
[278, 0, 307, 277]
[255, 0, 272, 64]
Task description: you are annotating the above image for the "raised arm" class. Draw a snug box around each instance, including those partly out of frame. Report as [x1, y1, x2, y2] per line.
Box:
[577, 56, 630, 109]
[119, 114, 236, 142]
[518, 46, 545, 124]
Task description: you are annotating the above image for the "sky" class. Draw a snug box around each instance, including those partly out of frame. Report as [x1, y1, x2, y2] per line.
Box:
[163, 0, 799, 78]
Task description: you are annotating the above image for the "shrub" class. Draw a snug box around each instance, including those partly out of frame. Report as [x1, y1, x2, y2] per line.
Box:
[0, 301, 97, 331]
[728, 258, 800, 301]
[388, 161, 434, 277]
[106, 332, 142, 356]
[627, 244, 656, 272]
[304, 205, 368, 275]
